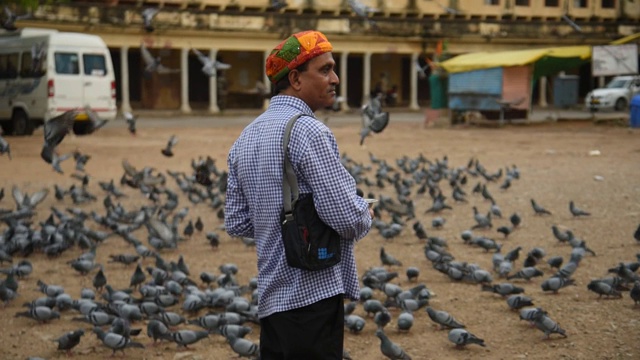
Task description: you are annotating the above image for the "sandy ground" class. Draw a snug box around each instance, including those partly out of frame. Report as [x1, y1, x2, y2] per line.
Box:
[0, 117, 639, 360]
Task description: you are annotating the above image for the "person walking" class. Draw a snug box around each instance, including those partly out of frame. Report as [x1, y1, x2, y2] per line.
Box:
[225, 30, 373, 359]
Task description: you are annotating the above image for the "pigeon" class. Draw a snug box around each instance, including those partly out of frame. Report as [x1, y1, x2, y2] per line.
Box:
[448, 328, 486, 347]
[634, 224, 640, 243]
[30, 41, 47, 75]
[268, 0, 288, 11]
[161, 135, 178, 157]
[531, 199, 552, 215]
[375, 329, 412, 360]
[630, 281, 640, 306]
[129, 264, 146, 289]
[0, 133, 11, 159]
[92, 267, 107, 292]
[2, 6, 31, 31]
[345, 314, 366, 333]
[41, 109, 79, 164]
[15, 305, 60, 323]
[380, 247, 402, 266]
[163, 330, 209, 348]
[507, 267, 544, 281]
[406, 267, 419, 281]
[140, 43, 180, 78]
[123, 111, 137, 135]
[53, 329, 85, 355]
[546, 255, 564, 269]
[569, 201, 590, 217]
[510, 213, 521, 227]
[93, 327, 145, 356]
[147, 319, 170, 345]
[561, 14, 583, 33]
[192, 48, 231, 77]
[227, 334, 259, 358]
[397, 311, 414, 331]
[426, 307, 465, 330]
[506, 295, 534, 310]
[481, 283, 524, 297]
[348, 0, 380, 30]
[531, 311, 567, 339]
[541, 277, 575, 294]
[587, 280, 622, 298]
[141, 7, 159, 32]
[373, 309, 391, 330]
[82, 106, 108, 134]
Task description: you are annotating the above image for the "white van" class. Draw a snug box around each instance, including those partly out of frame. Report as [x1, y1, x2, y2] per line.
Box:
[0, 28, 116, 136]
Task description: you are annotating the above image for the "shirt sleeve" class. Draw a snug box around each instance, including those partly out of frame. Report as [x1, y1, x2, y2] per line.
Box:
[297, 128, 372, 241]
[224, 143, 254, 238]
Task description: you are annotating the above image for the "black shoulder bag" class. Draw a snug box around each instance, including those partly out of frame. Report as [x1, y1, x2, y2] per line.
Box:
[280, 114, 341, 271]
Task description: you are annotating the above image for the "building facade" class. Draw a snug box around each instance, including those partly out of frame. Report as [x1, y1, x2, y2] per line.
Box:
[8, 0, 640, 112]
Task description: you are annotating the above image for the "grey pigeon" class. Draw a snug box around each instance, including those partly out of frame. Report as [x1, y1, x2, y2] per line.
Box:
[0, 133, 11, 159]
[373, 309, 391, 330]
[344, 314, 366, 333]
[587, 280, 622, 298]
[161, 135, 178, 157]
[380, 247, 402, 266]
[140, 43, 180, 77]
[448, 328, 486, 347]
[192, 48, 231, 77]
[426, 307, 465, 330]
[397, 311, 414, 331]
[406, 267, 419, 281]
[506, 295, 534, 310]
[82, 106, 108, 134]
[531, 199, 552, 215]
[141, 7, 159, 32]
[53, 329, 85, 355]
[227, 334, 259, 358]
[541, 277, 575, 294]
[630, 281, 640, 306]
[375, 329, 412, 360]
[531, 311, 567, 339]
[2, 6, 31, 31]
[507, 267, 544, 281]
[569, 201, 590, 217]
[41, 109, 79, 164]
[129, 264, 146, 289]
[163, 330, 209, 348]
[123, 111, 137, 135]
[15, 305, 60, 323]
[481, 283, 524, 297]
[147, 319, 169, 345]
[93, 327, 144, 356]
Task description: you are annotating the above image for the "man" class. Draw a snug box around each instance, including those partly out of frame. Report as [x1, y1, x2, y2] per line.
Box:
[225, 30, 372, 359]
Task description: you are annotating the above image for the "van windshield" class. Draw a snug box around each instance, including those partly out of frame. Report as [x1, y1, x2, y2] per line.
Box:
[55, 53, 79, 74]
[83, 54, 107, 76]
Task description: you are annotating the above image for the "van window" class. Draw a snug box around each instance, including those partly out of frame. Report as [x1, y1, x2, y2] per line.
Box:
[21, 49, 46, 78]
[83, 54, 107, 76]
[0, 53, 19, 79]
[55, 52, 79, 75]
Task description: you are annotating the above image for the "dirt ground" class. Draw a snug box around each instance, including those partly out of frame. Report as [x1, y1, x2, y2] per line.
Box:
[0, 118, 639, 360]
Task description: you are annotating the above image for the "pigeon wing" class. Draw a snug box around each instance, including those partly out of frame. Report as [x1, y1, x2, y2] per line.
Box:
[140, 44, 156, 67]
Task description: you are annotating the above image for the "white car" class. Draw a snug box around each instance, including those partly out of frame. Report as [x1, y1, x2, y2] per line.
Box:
[585, 75, 640, 112]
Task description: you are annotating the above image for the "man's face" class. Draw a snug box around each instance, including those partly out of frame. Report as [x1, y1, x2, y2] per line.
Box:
[295, 52, 339, 112]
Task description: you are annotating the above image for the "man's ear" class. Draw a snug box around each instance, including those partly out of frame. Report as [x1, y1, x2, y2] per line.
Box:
[288, 69, 302, 91]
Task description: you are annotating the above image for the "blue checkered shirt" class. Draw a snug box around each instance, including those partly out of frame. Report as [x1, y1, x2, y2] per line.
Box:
[225, 95, 372, 319]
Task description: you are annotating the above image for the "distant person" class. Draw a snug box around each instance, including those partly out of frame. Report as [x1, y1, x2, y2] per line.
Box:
[225, 30, 372, 359]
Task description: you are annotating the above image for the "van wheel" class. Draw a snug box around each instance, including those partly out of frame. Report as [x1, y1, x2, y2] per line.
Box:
[614, 98, 628, 111]
[11, 109, 34, 136]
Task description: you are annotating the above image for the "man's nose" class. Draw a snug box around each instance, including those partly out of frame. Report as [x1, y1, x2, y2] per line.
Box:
[331, 70, 339, 85]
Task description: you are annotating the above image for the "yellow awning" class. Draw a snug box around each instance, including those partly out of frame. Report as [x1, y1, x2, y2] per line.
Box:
[440, 46, 591, 73]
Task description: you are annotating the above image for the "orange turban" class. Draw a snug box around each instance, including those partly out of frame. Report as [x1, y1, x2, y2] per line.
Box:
[266, 30, 333, 83]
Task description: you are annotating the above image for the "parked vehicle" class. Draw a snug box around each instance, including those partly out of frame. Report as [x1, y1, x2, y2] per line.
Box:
[585, 75, 640, 112]
[0, 28, 116, 136]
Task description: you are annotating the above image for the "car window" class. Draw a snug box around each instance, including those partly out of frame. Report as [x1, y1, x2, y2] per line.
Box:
[55, 52, 79, 75]
[605, 78, 628, 89]
[0, 53, 19, 79]
[83, 54, 106, 76]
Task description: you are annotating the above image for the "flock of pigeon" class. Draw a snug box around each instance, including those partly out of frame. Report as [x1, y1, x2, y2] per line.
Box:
[1, 114, 639, 359]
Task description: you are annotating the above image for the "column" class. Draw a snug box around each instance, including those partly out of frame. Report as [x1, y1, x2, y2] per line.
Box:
[119, 46, 132, 113]
[180, 47, 191, 114]
[339, 51, 349, 111]
[409, 52, 419, 110]
[362, 52, 372, 106]
[263, 50, 271, 110]
[598, 76, 605, 88]
[208, 48, 220, 114]
[538, 76, 548, 107]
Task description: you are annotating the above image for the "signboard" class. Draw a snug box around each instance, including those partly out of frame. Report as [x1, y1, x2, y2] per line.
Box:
[592, 44, 639, 76]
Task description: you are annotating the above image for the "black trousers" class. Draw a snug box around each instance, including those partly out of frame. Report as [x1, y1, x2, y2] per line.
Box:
[260, 294, 344, 360]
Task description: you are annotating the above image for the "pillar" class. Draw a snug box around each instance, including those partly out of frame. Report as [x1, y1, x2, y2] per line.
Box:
[538, 76, 548, 108]
[409, 52, 419, 110]
[208, 48, 220, 114]
[119, 46, 131, 113]
[180, 47, 191, 114]
[339, 51, 349, 111]
[362, 52, 372, 105]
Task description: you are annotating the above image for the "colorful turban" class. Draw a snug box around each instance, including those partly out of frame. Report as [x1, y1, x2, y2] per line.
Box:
[266, 30, 333, 83]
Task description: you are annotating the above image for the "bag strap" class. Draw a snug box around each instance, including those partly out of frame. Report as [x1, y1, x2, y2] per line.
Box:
[282, 114, 303, 222]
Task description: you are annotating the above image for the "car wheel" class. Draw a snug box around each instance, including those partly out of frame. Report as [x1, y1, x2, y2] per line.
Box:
[614, 98, 628, 111]
[11, 109, 34, 136]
